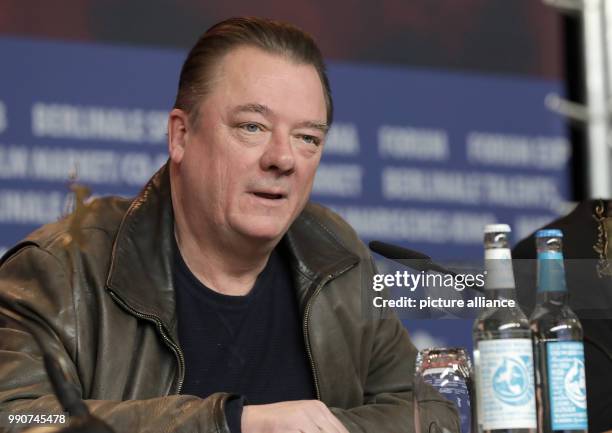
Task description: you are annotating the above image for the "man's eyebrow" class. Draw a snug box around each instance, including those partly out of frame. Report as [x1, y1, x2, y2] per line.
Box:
[232, 103, 271, 115]
[295, 121, 330, 134]
[232, 103, 329, 133]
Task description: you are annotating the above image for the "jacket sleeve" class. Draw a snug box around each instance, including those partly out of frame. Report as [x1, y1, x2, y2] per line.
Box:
[0, 244, 234, 433]
[329, 256, 461, 433]
[329, 315, 461, 433]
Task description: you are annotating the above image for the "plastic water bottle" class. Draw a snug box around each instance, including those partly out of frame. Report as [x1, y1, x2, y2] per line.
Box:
[473, 224, 537, 433]
[416, 347, 475, 433]
[529, 229, 588, 433]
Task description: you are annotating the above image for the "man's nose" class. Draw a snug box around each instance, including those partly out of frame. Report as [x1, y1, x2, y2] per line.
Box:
[260, 131, 296, 175]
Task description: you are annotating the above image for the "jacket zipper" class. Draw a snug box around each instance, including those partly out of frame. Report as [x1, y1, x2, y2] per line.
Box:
[108, 290, 186, 394]
[302, 263, 356, 401]
[109, 259, 356, 398]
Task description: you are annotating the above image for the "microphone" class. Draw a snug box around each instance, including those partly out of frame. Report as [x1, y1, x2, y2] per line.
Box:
[368, 240, 488, 320]
[368, 240, 457, 276]
[0, 294, 115, 433]
[368, 240, 488, 298]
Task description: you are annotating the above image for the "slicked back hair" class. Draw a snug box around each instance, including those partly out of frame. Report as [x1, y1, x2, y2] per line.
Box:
[173, 17, 333, 128]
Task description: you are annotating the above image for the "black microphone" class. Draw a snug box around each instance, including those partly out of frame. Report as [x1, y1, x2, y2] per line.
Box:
[0, 295, 115, 433]
[368, 240, 488, 320]
[368, 240, 457, 276]
[368, 240, 489, 297]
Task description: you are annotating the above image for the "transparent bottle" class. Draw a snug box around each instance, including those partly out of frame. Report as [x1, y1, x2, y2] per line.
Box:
[416, 347, 475, 433]
[529, 229, 588, 433]
[473, 224, 537, 433]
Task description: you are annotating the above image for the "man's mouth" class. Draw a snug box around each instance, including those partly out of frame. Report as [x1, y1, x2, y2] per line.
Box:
[252, 192, 285, 200]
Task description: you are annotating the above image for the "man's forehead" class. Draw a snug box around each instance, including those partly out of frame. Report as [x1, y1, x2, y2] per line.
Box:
[217, 47, 318, 90]
[208, 47, 327, 124]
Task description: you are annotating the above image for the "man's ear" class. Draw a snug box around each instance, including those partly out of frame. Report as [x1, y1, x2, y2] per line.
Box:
[168, 108, 190, 164]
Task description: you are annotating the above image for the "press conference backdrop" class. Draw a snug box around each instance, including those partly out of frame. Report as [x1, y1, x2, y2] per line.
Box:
[0, 37, 570, 348]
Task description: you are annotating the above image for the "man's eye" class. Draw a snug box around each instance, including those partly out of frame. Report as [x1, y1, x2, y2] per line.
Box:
[300, 135, 320, 146]
[241, 123, 262, 133]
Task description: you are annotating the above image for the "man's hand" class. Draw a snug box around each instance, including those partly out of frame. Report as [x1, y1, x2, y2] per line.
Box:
[241, 400, 349, 433]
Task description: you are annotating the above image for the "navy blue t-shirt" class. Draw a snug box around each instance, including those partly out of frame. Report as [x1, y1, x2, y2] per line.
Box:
[174, 245, 316, 432]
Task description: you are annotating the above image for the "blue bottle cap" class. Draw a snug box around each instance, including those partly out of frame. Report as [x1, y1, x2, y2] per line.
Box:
[536, 229, 563, 238]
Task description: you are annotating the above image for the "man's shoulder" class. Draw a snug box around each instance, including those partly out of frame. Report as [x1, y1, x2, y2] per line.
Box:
[299, 202, 369, 259]
[2, 195, 133, 264]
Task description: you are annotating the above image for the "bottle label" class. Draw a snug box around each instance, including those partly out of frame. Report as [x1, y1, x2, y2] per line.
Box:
[546, 341, 588, 430]
[423, 367, 471, 433]
[537, 251, 568, 293]
[477, 339, 536, 429]
[484, 249, 516, 290]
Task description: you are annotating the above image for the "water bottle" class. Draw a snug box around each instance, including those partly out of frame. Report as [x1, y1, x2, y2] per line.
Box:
[473, 224, 537, 433]
[416, 347, 475, 433]
[529, 229, 588, 433]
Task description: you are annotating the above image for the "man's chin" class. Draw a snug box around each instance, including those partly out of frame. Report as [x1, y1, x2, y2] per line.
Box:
[233, 221, 289, 244]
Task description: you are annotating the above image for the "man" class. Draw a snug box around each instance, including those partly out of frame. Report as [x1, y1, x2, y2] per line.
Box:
[0, 17, 459, 433]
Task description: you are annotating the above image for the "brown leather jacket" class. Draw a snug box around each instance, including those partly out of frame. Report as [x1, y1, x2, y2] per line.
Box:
[0, 164, 460, 433]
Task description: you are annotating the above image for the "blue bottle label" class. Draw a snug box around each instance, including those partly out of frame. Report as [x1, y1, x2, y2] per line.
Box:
[546, 341, 588, 430]
[477, 339, 536, 429]
[537, 251, 568, 293]
[423, 367, 471, 433]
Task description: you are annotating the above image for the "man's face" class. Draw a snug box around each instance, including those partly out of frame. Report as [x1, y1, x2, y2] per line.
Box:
[171, 46, 328, 244]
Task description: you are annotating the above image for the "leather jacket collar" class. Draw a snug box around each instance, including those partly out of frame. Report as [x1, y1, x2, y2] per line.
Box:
[105, 163, 360, 338]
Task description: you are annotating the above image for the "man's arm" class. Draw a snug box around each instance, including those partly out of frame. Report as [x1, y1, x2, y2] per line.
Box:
[2, 392, 234, 433]
[0, 245, 236, 433]
[232, 314, 459, 433]
[328, 313, 461, 433]
[235, 251, 460, 433]
[0, 309, 237, 433]
[321, 253, 460, 433]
